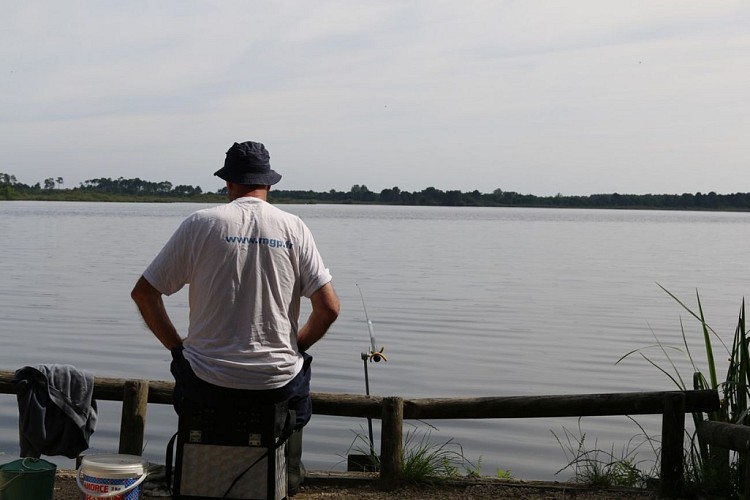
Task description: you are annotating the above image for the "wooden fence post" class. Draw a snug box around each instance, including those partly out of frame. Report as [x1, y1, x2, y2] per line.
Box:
[660, 392, 685, 497]
[118, 380, 149, 456]
[379, 396, 403, 490]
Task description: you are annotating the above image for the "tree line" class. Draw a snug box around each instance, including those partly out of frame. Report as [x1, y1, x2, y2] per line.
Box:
[2, 173, 750, 210]
[1, 174, 203, 198]
[272, 184, 750, 210]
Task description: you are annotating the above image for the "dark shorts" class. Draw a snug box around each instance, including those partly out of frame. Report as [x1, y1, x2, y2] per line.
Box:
[169, 346, 313, 429]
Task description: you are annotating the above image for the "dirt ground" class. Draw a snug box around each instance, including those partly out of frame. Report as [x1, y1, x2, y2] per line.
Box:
[54, 469, 656, 499]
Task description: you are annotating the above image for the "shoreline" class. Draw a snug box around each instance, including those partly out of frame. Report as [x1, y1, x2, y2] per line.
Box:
[52, 469, 654, 499]
[3, 192, 750, 213]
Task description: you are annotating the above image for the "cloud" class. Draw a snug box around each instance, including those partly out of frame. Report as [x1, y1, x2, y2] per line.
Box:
[1, 1, 749, 195]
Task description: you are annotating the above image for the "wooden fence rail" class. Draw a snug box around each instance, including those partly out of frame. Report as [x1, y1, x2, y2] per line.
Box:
[0, 370, 720, 495]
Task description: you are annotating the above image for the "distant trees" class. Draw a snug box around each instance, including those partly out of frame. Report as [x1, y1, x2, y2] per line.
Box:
[269, 185, 750, 210]
[172, 184, 203, 196]
[79, 177, 202, 197]
[348, 184, 375, 202]
[379, 186, 401, 203]
[42, 177, 65, 189]
[0, 172, 18, 198]
[1, 173, 18, 185]
[0, 173, 207, 199]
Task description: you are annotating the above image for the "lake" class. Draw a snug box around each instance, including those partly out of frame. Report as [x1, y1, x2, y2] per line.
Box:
[1, 201, 748, 480]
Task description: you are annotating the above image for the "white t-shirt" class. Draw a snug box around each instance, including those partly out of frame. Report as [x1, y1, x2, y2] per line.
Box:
[143, 197, 332, 390]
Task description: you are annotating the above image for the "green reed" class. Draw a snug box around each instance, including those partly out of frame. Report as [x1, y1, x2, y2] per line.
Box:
[617, 285, 749, 497]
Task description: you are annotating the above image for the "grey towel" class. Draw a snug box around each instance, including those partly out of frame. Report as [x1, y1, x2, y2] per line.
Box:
[12, 364, 98, 458]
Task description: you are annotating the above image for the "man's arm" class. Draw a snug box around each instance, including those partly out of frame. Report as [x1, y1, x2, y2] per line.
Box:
[130, 275, 183, 350]
[297, 282, 340, 352]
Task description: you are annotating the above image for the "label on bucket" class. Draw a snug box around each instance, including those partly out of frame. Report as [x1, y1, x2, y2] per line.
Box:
[83, 474, 141, 500]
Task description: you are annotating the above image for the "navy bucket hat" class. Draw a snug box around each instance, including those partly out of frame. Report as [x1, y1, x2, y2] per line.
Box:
[214, 141, 282, 185]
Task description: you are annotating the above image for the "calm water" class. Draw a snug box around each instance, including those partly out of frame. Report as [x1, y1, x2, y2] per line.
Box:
[1, 201, 749, 480]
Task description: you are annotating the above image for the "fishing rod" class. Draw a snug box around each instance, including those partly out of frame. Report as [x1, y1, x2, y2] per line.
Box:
[358, 284, 386, 364]
[356, 284, 387, 459]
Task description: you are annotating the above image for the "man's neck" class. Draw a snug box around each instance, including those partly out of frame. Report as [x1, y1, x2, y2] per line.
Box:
[228, 183, 269, 201]
[235, 190, 267, 201]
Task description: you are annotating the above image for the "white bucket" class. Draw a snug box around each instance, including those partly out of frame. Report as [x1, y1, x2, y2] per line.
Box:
[76, 454, 147, 500]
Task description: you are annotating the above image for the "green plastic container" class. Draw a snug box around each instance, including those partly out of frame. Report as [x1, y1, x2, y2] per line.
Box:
[0, 458, 56, 500]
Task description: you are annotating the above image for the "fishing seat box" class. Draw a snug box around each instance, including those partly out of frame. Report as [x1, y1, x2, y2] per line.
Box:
[173, 399, 289, 500]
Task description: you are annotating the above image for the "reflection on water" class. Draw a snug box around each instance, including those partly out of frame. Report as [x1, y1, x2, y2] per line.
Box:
[1, 201, 749, 479]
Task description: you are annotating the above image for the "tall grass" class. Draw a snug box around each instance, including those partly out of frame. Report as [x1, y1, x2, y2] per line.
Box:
[553, 417, 657, 489]
[345, 422, 497, 485]
[400, 425, 465, 483]
[617, 285, 749, 497]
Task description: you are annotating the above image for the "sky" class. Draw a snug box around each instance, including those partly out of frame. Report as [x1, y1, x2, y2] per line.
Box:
[1, 1, 748, 196]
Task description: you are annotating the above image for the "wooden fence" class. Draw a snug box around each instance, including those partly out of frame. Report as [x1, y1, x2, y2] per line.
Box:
[698, 420, 750, 499]
[0, 370, 721, 495]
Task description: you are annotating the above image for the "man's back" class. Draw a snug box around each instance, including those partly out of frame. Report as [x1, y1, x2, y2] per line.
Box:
[143, 197, 332, 390]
